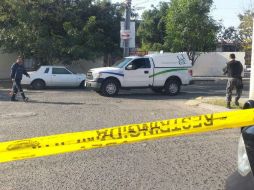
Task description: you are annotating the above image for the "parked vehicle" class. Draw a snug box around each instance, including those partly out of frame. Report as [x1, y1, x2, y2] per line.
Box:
[21, 66, 86, 89]
[246, 65, 251, 71]
[85, 53, 193, 96]
[226, 100, 254, 190]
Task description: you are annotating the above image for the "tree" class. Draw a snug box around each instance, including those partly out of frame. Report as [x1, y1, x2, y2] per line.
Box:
[217, 26, 242, 51]
[0, 0, 122, 65]
[165, 0, 219, 65]
[238, 10, 254, 52]
[137, 2, 169, 51]
[74, 0, 123, 66]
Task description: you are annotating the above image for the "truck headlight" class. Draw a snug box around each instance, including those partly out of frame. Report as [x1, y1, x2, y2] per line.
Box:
[238, 134, 251, 176]
[93, 73, 101, 79]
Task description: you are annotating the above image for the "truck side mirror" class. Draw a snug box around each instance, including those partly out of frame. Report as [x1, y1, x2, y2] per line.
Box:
[126, 64, 137, 70]
[126, 64, 132, 70]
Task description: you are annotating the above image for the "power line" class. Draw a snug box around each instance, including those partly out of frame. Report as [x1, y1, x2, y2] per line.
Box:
[133, 0, 156, 7]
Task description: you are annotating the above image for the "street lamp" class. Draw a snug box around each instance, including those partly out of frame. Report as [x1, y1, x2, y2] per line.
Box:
[122, 0, 132, 57]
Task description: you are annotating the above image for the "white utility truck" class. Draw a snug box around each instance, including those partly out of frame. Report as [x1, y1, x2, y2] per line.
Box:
[85, 53, 193, 96]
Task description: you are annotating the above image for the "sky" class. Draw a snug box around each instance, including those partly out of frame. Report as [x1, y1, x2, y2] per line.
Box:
[111, 0, 254, 28]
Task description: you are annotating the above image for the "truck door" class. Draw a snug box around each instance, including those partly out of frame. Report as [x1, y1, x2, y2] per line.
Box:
[122, 58, 153, 87]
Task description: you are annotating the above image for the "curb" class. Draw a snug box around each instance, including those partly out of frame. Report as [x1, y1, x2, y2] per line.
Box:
[185, 96, 250, 113]
[193, 77, 250, 82]
[185, 99, 228, 112]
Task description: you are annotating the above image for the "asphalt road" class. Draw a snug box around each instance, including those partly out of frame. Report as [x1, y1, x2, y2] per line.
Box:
[0, 80, 249, 190]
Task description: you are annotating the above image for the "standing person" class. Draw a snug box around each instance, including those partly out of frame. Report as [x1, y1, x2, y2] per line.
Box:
[10, 56, 30, 102]
[223, 53, 243, 109]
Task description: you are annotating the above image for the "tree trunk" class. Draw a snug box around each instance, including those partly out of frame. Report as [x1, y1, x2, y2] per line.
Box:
[103, 54, 112, 67]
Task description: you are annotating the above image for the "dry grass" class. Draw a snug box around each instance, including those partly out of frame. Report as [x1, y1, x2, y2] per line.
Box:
[201, 98, 243, 109]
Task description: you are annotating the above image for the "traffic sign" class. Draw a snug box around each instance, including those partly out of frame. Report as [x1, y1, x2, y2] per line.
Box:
[120, 30, 131, 40]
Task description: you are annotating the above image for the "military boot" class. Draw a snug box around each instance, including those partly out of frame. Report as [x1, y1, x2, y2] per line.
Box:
[21, 92, 28, 102]
[235, 98, 240, 106]
[226, 102, 231, 109]
[11, 93, 18, 101]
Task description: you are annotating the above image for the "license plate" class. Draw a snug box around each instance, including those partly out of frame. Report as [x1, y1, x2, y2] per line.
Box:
[85, 82, 91, 87]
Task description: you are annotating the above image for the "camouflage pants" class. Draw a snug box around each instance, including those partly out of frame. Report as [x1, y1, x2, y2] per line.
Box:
[226, 78, 243, 103]
[11, 79, 26, 100]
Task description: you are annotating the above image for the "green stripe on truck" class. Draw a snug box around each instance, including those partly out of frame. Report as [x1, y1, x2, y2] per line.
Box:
[149, 68, 188, 78]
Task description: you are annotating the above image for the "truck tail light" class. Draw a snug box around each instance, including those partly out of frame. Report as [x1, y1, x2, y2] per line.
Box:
[188, 69, 193, 76]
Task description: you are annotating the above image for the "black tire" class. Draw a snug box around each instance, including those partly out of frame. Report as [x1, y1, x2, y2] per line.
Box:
[241, 100, 254, 131]
[243, 100, 254, 109]
[31, 79, 45, 90]
[95, 90, 102, 95]
[151, 87, 164, 93]
[164, 79, 181, 96]
[79, 80, 85, 89]
[100, 79, 119, 97]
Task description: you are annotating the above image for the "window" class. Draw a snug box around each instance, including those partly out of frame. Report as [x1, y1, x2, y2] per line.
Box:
[44, 68, 49, 73]
[52, 68, 71, 74]
[128, 58, 151, 70]
[112, 58, 132, 68]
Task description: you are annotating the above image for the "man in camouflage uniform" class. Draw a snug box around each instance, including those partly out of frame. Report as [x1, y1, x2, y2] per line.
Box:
[10, 56, 30, 102]
[223, 53, 243, 109]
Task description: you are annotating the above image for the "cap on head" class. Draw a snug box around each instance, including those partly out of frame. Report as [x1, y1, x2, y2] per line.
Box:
[16, 56, 24, 64]
[229, 53, 236, 59]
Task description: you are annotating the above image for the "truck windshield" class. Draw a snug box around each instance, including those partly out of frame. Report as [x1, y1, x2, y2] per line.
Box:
[112, 58, 132, 68]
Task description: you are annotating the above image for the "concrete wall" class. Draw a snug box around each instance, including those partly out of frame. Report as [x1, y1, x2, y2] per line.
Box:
[65, 58, 104, 74]
[0, 52, 18, 79]
[193, 52, 245, 77]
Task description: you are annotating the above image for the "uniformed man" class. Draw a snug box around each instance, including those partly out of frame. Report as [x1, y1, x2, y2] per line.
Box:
[223, 53, 243, 109]
[10, 56, 30, 102]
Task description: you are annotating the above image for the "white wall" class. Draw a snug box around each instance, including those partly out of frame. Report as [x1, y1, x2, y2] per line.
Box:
[0, 52, 18, 79]
[65, 58, 104, 74]
[193, 52, 245, 77]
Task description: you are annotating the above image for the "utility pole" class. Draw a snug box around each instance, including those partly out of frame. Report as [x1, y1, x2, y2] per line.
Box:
[249, 18, 254, 99]
[123, 0, 131, 57]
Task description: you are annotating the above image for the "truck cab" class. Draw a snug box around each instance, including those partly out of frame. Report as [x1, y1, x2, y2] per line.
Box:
[86, 53, 193, 96]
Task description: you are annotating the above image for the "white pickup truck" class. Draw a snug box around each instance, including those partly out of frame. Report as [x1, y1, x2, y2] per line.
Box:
[85, 53, 193, 96]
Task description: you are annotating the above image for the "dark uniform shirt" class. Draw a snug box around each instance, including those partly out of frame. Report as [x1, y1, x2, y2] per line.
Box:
[10, 63, 29, 80]
[223, 60, 243, 78]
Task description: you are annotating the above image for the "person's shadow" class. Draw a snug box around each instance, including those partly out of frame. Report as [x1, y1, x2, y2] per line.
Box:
[0, 89, 85, 105]
[28, 100, 84, 105]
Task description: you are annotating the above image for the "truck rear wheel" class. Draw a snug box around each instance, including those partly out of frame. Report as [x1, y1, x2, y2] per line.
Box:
[31, 79, 45, 90]
[164, 79, 181, 96]
[101, 79, 119, 97]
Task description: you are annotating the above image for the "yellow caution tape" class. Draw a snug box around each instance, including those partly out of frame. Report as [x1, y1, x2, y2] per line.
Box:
[0, 109, 254, 163]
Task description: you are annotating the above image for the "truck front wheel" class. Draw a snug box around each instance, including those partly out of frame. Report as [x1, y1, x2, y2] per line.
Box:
[164, 80, 181, 96]
[101, 79, 119, 97]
